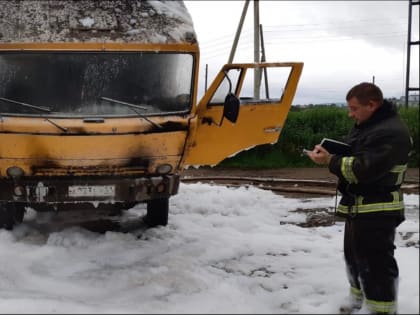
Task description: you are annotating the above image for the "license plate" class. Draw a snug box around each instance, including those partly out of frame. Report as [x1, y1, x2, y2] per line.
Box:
[68, 185, 115, 197]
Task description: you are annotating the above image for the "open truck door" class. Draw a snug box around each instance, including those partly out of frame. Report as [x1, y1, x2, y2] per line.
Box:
[183, 62, 303, 166]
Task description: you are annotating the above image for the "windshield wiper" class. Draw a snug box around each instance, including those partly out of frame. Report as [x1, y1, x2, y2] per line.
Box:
[0, 97, 51, 113]
[100, 96, 162, 129]
[100, 97, 148, 110]
[0, 97, 68, 132]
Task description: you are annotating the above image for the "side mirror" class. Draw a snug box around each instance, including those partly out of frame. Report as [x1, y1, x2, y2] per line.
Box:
[223, 92, 239, 123]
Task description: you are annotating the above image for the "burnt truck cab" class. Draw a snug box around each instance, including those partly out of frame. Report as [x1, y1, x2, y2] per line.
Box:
[0, 0, 303, 229]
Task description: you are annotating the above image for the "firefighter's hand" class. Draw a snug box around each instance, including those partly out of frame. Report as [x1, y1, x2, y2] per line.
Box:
[307, 145, 333, 165]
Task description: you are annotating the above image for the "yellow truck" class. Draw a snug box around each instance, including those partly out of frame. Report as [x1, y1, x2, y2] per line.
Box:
[0, 0, 303, 229]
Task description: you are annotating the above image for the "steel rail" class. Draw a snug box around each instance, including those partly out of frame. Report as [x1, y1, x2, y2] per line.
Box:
[181, 176, 419, 196]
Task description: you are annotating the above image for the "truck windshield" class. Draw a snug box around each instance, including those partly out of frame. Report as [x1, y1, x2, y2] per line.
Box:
[0, 52, 194, 117]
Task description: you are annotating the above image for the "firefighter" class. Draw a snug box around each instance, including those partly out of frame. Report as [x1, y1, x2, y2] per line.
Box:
[307, 82, 412, 314]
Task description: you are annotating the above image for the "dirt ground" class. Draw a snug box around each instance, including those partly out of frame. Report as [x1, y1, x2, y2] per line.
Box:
[182, 166, 419, 184]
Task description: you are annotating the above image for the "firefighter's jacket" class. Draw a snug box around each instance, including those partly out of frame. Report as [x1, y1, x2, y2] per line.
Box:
[328, 100, 412, 220]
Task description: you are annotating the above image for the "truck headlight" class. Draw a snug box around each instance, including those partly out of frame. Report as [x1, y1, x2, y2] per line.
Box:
[156, 164, 172, 175]
[7, 166, 25, 179]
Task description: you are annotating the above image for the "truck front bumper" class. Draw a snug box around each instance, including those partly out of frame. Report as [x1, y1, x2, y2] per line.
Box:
[0, 174, 180, 206]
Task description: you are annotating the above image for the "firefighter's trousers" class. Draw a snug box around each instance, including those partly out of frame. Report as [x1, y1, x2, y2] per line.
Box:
[344, 216, 401, 314]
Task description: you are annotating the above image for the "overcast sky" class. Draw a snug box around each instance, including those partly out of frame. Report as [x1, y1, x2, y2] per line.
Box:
[184, 1, 419, 105]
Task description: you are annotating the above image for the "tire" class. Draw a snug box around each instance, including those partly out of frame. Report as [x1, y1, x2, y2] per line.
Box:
[146, 198, 169, 227]
[0, 203, 25, 230]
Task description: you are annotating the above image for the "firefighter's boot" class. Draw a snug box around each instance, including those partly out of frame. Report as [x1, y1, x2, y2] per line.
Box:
[339, 286, 364, 314]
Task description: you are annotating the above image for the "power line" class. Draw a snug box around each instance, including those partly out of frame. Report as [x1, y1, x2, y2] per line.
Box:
[263, 19, 407, 31]
[198, 17, 410, 48]
[266, 32, 406, 41]
[202, 32, 407, 60]
[200, 27, 409, 55]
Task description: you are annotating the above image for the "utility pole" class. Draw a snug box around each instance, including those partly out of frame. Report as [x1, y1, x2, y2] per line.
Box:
[260, 24, 269, 98]
[205, 64, 208, 92]
[228, 0, 250, 64]
[253, 0, 261, 99]
[228, 0, 262, 99]
[405, 0, 420, 107]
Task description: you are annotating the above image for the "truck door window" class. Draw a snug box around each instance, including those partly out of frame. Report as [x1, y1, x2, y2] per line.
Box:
[238, 66, 292, 104]
[208, 68, 241, 105]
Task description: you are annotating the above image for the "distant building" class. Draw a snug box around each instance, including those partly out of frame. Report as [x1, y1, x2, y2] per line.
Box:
[399, 94, 420, 106]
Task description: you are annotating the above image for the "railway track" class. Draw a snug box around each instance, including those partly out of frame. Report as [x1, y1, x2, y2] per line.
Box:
[181, 175, 420, 196]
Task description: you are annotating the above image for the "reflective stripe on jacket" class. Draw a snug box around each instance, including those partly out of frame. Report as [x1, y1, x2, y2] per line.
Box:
[341, 161, 407, 186]
[337, 189, 404, 215]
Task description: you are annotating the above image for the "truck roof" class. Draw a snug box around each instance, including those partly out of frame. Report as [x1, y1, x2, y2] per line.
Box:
[0, 0, 196, 44]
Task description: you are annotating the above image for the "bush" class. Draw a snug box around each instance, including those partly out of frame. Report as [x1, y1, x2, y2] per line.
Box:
[219, 105, 419, 168]
[399, 106, 419, 167]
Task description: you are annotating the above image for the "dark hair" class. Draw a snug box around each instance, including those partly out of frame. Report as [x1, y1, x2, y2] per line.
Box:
[346, 82, 383, 106]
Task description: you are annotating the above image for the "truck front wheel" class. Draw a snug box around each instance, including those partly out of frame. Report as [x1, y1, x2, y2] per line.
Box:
[0, 203, 25, 230]
[146, 198, 169, 227]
